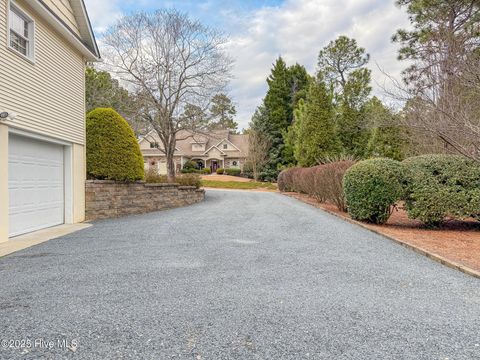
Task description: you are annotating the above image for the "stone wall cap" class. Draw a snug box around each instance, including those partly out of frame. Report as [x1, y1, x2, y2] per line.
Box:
[144, 183, 179, 187]
[178, 186, 197, 190]
[86, 180, 145, 184]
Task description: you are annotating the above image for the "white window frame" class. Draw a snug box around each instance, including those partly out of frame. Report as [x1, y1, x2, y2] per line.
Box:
[7, 1, 35, 63]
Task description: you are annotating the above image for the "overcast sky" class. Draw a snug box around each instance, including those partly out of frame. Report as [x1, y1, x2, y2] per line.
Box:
[84, 0, 411, 130]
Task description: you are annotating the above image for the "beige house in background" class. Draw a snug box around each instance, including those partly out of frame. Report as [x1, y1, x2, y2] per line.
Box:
[0, 0, 99, 242]
[140, 130, 249, 174]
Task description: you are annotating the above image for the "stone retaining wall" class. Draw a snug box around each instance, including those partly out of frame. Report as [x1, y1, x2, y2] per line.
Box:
[85, 180, 205, 221]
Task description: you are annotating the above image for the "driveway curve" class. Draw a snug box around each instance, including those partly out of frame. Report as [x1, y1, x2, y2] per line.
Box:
[0, 190, 479, 359]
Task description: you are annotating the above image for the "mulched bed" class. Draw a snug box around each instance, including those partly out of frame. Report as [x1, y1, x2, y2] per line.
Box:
[284, 192, 480, 274]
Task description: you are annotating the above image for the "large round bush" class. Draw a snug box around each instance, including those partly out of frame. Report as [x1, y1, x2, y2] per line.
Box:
[402, 154, 480, 226]
[86, 108, 144, 181]
[343, 158, 405, 224]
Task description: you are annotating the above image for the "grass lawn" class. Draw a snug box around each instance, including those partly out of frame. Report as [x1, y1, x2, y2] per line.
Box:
[201, 179, 277, 190]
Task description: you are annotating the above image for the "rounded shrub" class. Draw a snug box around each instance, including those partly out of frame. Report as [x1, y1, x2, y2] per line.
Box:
[343, 158, 405, 224]
[225, 168, 241, 176]
[402, 154, 480, 226]
[86, 108, 144, 181]
[201, 168, 211, 174]
[216, 168, 224, 175]
[183, 160, 198, 170]
[176, 173, 201, 189]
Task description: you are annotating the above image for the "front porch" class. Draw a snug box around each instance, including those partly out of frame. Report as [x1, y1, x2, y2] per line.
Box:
[190, 157, 225, 173]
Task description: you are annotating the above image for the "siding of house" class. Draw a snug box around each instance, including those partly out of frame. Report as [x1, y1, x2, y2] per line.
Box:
[0, 0, 86, 145]
[42, 0, 80, 36]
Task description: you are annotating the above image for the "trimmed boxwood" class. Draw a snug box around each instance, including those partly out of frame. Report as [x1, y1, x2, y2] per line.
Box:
[343, 158, 405, 224]
[402, 154, 480, 226]
[86, 108, 144, 181]
[225, 168, 241, 176]
[216, 168, 224, 174]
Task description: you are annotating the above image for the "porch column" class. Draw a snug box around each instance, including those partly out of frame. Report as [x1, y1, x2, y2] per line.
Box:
[180, 156, 184, 168]
[222, 158, 225, 169]
[0, 124, 9, 242]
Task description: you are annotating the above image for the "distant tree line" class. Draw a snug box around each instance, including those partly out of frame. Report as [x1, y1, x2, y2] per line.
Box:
[249, 0, 480, 181]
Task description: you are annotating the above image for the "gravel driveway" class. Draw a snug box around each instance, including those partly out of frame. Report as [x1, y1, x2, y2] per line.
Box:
[0, 190, 479, 359]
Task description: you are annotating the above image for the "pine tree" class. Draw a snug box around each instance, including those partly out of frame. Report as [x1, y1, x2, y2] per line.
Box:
[364, 97, 408, 161]
[317, 36, 372, 157]
[295, 80, 342, 166]
[208, 93, 238, 132]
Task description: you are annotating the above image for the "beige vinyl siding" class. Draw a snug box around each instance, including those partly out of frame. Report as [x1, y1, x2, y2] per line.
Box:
[42, 0, 80, 36]
[0, 0, 86, 145]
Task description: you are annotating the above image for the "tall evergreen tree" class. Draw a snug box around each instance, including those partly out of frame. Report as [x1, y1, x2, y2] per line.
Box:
[85, 67, 146, 135]
[295, 79, 342, 166]
[283, 99, 306, 167]
[252, 58, 310, 179]
[317, 36, 372, 157]
[208, 93, 238, 132]
[364, 97, 408, 161]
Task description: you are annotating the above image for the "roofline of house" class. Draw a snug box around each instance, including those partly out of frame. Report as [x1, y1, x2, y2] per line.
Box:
[25, 0, 100, 61]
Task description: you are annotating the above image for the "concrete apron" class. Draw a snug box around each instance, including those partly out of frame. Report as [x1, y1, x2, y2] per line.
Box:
[0, 223, 91, 258]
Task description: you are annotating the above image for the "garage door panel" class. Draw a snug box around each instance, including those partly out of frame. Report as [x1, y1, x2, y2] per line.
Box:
[8, 134, 65, 237]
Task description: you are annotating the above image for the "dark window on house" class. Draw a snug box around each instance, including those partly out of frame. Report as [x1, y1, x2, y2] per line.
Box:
[150, 142, 159, 148]
[223, 144, 228, 149]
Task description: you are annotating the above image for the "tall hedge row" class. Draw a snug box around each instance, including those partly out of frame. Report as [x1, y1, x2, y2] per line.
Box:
[402, 154, 480, 226]
[278, 160, 355, 211]
[280, 154, 480, 227]
[342, 155, 480, 226]
[86, 108, 144, 181]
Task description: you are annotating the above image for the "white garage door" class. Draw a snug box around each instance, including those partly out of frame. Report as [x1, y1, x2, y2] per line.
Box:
[8, 134, 65, 237]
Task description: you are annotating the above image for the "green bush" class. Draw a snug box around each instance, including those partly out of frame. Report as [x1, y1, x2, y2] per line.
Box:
[216, 168, 225, 174]
[181, 168, 196, 174]
[200, 168, 211, 174]
[343, 158, 405, 224]
[183, 160, 198, 170]
[86, 108, 144, 181]
[242, 161, 254, 179]
[278, 161, 355, 210]
[176, 173, 201, 188]
[225, 168, 241, 176]
[402, 154, 480, 226]
[145, 168, 168, 183]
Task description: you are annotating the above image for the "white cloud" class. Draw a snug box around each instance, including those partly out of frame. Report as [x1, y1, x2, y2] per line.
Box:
[84, 0, 411, 130]
[83, 0, 123, 33]
[224, 0, 411, 129]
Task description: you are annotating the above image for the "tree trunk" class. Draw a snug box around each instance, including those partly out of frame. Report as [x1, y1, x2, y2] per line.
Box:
[165, 139, 176, 182]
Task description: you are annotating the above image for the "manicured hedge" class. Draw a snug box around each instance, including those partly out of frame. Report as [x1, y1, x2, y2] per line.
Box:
[176, 173, 202, 188]
[343, 158, 405, 224]
[402, 154, 480, 226]
[86, 108, 144, 181]
[145, 169, 201, 189]
[216, 168, 225, 174]
[225, 168, 241, 176]
[278, 160, 355, 211]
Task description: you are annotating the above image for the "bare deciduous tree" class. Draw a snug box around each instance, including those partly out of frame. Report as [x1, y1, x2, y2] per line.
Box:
[390, 0, 480, 162]
[247, 130, 271, 181]
[102, 10, 232, 179]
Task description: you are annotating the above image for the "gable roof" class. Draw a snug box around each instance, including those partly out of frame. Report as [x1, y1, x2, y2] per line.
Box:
[27, 0, 100, 61]
[139, 129, 249, 158]
[203, 145, 226, 156]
